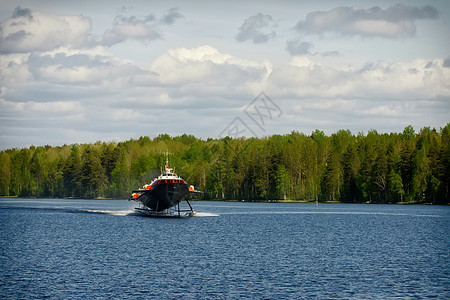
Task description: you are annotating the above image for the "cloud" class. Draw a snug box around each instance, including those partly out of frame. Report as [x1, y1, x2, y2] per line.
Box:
[12, 6, 32, 18]
[286, 40, 313, 55]
[0, 45, 274, 147]
[320, 51, 340, 57]
[100, 7, 184, 46]
[159, 7, 183, 25]
[0, 6, 185, 52]
[0, 6, 92, 53]
[0, 45, 150, 118]
[295, 4, 439, 38]
[285, 40, 340, 57]
[25, 47, 145, 85]
[1, 44, 448, 149]
[362, 105, 401, 117]
[110, 108, 143, 121]
[100, 7, 184, 47]
[101, 14, 160, 46]
[236, 13, 276, 44]
[444, 57, 450, 68]
[0, 53, 32, 85]
[150, 45, 271, 94]
[0, 98, 83, 114]
[268, 57, 450, 99]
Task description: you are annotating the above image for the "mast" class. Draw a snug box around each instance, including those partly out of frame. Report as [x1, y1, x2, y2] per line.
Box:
[165, 151, 170, 168]
[165, 151, 172, 173]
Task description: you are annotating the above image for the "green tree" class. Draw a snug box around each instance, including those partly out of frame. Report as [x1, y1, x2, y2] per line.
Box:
[321, 151, 341, 201]
[400, 126, 416, 202]
[437, 123, 450, 204]
[12, 148, 32, 196]
[30, 147, 46, 196]
[388, 170, 404, 202]
[64, 145, 82, 197]
[0, 152, 11, 196]
[109, 146, 131, 198]
[81, 146, 107, 198]
[275, 164, 287, 200]
[341, 146, 359, 202]
[1, 127, 448, 204]
[43, 157, 64, 197]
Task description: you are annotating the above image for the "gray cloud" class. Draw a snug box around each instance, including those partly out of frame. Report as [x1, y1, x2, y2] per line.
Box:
[118, 6, 133, 14]
[286, 40, 340, 57]
[160, 7, 183, 25]
[295, 4, 439, 38]
[12, 6, 32, 19]
[286, 40, 313, 55]
[321, 51, 340, 57]
[101, 14, 160, 46]
[28, 52, 108, 82]
[236, 13, 276, 44]
[4, 30, 29, 44]
[101, 8, 183, 47]
[444, 57, 450, 68]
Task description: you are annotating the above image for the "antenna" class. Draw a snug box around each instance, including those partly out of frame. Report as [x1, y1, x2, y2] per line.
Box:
[165, 151, 170, 167]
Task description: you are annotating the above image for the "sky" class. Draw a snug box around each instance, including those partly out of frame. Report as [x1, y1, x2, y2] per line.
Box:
[0, 0, 449, 150]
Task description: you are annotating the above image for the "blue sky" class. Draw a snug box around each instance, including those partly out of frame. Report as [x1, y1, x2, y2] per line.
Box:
[0, 0, 449, 149]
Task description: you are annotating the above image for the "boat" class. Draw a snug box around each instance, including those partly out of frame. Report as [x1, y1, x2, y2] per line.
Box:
[129, 153, 201, 217]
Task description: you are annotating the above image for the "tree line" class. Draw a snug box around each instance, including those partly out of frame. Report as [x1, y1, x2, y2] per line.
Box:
[0, 125, 448, 204]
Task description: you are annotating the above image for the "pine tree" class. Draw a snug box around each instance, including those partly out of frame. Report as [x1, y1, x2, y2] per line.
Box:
[0, 152, 11, 196]
[63, 145, 82, 197]
[81, 146, 107, 198]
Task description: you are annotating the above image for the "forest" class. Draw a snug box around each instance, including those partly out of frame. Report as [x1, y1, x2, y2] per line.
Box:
[0, 124, 448, 204]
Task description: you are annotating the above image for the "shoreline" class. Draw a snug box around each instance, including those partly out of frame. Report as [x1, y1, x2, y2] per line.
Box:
[0, 196, 443, 205]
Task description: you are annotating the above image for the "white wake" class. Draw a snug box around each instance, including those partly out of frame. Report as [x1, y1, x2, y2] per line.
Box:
[193, 212, 220, 217]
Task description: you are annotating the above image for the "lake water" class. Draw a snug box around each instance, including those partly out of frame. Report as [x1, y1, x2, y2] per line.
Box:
[1, 199, 449, 299]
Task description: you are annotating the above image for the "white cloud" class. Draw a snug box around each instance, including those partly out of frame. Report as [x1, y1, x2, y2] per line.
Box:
[0, 53, 32, 85]
[0, 98, 83, 114]
[150, 45, 272, 94]
[110, 108, 142, 121]
[363, 105, 401, 116]
[295, 4, 439, 38]
[0, 6, 91, 53]
[0, 6, 185, 53]
[25, 47, 144, 85]
[302, 99, 357, 111]
[268, 57, 450, 99]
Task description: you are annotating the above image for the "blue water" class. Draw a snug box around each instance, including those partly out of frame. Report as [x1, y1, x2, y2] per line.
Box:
[1, 199, 449, 299]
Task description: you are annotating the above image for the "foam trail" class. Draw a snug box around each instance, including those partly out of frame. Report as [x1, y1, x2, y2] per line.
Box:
[194, 212, 220, 217]
[85, 209, 135, 216]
